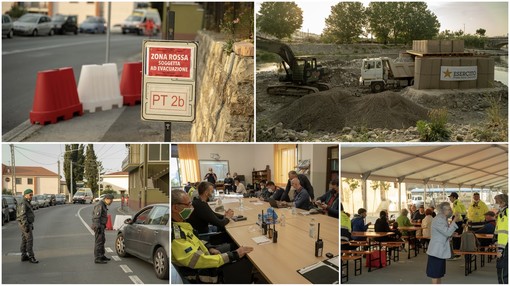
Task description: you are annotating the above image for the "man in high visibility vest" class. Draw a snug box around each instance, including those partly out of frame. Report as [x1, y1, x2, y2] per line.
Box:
[467, 192, 489, 230]
[494, 194, 508, 284]
[171, 189, 253, 283]
[448, 192, 466, 256]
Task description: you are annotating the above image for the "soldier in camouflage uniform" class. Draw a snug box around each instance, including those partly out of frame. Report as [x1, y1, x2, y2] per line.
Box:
[17, 189, 38, 263]
[92, 193, 114, 264]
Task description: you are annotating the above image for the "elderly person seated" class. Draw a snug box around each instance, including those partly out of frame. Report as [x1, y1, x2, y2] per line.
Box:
[396, 209, 413, 235]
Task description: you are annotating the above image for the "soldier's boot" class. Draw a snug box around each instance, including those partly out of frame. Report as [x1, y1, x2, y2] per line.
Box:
[21, 253, 29, 262]
[101, 256, 111, 261]
[95, 258, 107, 264]
[29, 257, 39, 263]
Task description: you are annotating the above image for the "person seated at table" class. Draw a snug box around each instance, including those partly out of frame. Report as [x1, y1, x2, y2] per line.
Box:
[351, 208, 371, 240]
[419, 208, 434, 249]
[234, 178, 247, 195]
[224, 173, 234, 194]
[429, 206, 437, 218]
[171, 189, 254, 283]
[467, 192, 489, 230]
[187, 182, 234, 243]
[396, 209, 413, 236]
[280, 178, 311, 210]
[412, 205, 426, 223]
[314, 179, 339, 218]
[410, 204, 418, 219]
[254, 180, 267, 197]
[475, 211, 497, 247]
[285, 170, 315, 200]
[258, 180, 274, 201]
[267, 181, 288, 202]
[341, 203, 358, 250]
[374, 211, 398, 242]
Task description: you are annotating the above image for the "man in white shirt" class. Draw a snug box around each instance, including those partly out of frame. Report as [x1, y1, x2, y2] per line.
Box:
[234, 178, 246, 195]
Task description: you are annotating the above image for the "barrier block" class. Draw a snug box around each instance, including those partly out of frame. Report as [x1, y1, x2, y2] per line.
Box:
[120, 62, 142, 106]
[78, 63, 123, 113]
[30, 67, 83, 125]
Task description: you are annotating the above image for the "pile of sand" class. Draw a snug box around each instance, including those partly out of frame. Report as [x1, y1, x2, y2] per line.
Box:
[274, 88, 429, 132]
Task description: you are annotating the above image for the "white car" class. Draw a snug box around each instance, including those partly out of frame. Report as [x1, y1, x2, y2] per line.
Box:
[13, 13, 54, 36]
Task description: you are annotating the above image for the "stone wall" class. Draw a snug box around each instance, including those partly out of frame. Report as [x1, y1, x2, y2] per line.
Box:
[191, 31, 254, 142]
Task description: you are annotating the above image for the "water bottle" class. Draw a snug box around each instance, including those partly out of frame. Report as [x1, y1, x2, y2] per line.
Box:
[309, 218, 316, 238]
[280, 213, 286, 227]
[292, 205, 297, 215]
[239, 198, 244, 210]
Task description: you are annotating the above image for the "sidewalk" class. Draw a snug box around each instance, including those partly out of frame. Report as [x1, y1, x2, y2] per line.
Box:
[116, 205, 138, 216]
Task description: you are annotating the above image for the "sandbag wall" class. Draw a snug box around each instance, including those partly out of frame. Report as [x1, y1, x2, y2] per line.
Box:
[414, 57, 495, 89]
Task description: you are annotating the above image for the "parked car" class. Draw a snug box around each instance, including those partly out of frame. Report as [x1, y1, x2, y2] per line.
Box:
[55, 194, 66, 205]
[3, 195, 18, 221]
[116, 204, 169, 279]
[35, 195, 49, 208]
[44, 194, 56, 206]
[13, 13, 54, 36]
[2, 197, 10, 225]
[411, 195, 424, 207]
[94, 194, 107, 202]
[31, 195, 39, 210]
[51, 14, 78, 35]
[73, 188, 93, 204]
[2, 14, 14, 38]
[79, 16, 106, 33]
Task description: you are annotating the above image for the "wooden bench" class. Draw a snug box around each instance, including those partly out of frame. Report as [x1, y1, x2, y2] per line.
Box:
[381, 241, 405, 262]
[341, 255, 363, 283]
[341, 250, 374, 272]
[453, 250, 498, 276]
[415, 236, 430, 251]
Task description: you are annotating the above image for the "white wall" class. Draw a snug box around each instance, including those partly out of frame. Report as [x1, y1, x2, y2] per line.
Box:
[53, 2, 96, 24]
[297, 144, 334, 198]
[37, 177, 59, 195]
[102, 176, 128, 192]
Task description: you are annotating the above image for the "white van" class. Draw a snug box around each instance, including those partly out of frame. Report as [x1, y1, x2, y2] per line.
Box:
[411, 195, 424, 207]
[73, 188, 93, 204]
[121, 8, 161, 35]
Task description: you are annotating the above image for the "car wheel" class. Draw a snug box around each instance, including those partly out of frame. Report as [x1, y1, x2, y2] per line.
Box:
[32, 29, 38, 37]
[48, 29, 54, 36]
[74, 28, 78, 35]
[115, 233, 128, 257]
[122, 29, 126, 34]
[153, 247, 169, 279]
[7, 29, 13, 38]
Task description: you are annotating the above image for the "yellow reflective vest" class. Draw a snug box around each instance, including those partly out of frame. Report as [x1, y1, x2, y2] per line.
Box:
[171, 221, 231, 269]
[495, 207, 508, 251]
[467, 200, 489, 223]
[341, 211, 351, 232]
[452, 199, 467, 218]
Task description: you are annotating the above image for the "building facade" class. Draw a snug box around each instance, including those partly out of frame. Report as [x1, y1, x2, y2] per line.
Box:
[101, 171, 128, 194]
[122, 144, 169, 211]
[2, 165, 59, 196]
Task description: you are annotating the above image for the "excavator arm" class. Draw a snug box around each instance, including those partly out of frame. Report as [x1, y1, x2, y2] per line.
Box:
[256, 36, 297, 70]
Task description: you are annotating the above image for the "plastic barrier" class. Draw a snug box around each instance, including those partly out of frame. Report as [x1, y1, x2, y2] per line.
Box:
[77, 63, 123, 113]
[113, 215, 132, 230]
[120, 62, 142, 106]
[30, 67, 83, 125]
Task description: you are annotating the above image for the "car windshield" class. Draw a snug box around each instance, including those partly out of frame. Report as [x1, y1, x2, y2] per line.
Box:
[84, 17, 99, 23]
[18, 14, 39, 23]
[52, 15, 65, 21]
[75, 192, 85, 196]
[126, 15, 142, 22]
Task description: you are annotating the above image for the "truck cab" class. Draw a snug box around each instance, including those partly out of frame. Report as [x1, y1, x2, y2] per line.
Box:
[359, 57, 415, 93]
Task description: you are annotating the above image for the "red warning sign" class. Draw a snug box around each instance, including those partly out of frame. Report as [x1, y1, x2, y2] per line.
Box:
[147, 47, 192, 78]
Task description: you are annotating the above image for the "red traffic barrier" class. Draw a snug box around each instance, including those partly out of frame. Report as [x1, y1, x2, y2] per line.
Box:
[30, 67, 83, 125]
[106, 214, 113, 230]
[120, 62, 142, 106]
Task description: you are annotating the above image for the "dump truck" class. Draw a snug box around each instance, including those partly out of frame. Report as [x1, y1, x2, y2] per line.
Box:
[359, 55, 415, 93]
[257, 36, 330, 96]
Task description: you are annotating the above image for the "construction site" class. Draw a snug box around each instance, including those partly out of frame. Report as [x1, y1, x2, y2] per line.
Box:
[256, 40, 508, 142]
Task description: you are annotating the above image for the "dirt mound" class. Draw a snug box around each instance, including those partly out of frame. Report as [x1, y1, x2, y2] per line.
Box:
[274, 88, 429, 132]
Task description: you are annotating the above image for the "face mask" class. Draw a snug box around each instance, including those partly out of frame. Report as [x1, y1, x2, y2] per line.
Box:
[179, 207, 194, 220]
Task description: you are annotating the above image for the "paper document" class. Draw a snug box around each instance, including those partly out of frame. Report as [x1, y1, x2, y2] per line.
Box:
[252, 202, 264, 205]
[251, 235, 272, 245]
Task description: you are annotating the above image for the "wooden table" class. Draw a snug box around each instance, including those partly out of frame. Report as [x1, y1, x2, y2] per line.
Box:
[349, 232, 395, 270]
[398, 226, 423, 259]
[219, 198, 339, 284]
[475, 233, 494, 239]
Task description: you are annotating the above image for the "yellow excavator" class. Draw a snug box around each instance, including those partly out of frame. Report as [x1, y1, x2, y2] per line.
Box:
[257, 37, 331, 96]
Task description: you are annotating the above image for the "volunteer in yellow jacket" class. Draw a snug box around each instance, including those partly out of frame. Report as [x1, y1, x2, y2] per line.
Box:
[448, 192, 466, 254]
[467, 192, 489, 229]
[171, 189, 254, 283]
[494, 194, 508, 284]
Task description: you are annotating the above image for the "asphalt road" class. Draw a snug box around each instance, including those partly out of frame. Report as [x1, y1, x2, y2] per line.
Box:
[1, 33, 143, 134]
[2, 202, 165, 284]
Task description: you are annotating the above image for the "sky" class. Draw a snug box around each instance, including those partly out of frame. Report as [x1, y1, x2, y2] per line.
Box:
[2, 144, 129, 176]
[256, 1, 508, 37]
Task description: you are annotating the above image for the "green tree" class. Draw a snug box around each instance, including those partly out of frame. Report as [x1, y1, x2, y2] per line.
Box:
[475, 28, 486, 37]
[84, 144, 99, 195]
[64, 144, 84, 196]
[366, 2, 399, 44]
[257, 2, 303, 39]
[394, 2, 440, 44]
[323, 2, 366, 44]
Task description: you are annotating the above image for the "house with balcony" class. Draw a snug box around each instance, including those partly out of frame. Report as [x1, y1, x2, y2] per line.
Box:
[122, 144, 169, 211]
[2, 164, 59, 195]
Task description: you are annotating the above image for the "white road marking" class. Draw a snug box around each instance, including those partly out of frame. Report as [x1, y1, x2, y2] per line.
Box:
[112, 255, 121, 261]
[120, 264, 133, 273]
[2, 38, 136, 55]
[77, 206, 95, 235]
[105, 247, 113, 253]
[129, 275, 144, 284]
[7, 252, 22, 256]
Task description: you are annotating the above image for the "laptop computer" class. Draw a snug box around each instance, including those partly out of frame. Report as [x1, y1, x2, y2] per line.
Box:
[268, 198, 284, 208]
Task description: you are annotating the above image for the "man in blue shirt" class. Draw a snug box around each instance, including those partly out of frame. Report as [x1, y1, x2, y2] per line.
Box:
[281, 178, 311, 210]
[351, 208, 371, 240]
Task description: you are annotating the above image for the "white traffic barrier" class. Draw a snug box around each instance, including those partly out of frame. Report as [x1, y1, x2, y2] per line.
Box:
[78, 63, 123, 113]
[113, 215, 132, 230]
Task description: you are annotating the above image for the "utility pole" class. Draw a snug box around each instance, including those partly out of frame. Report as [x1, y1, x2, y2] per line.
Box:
[10, 144, 16, 195]
[70, 163, 74, 203]
[57, 160, 61, 195]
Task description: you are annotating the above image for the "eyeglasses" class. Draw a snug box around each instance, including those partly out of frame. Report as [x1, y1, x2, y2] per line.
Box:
[177, 202, 192, 207]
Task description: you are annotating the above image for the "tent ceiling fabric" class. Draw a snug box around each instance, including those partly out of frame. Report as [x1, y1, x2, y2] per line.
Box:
[341, 144, 508, 190]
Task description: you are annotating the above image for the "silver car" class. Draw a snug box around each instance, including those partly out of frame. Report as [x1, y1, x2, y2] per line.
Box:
[35, 195, 49, 208]
[115, 204, 169, 279]
[2, 14, 13, 38]
[13, 13, 54, 36]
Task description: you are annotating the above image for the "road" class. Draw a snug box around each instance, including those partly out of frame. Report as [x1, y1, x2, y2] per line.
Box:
[2, 33, 141, 134]
[2, 202, 165, 284]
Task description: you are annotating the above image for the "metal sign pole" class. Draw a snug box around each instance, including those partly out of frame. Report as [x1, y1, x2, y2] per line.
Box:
[164, 10, 176, 142]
